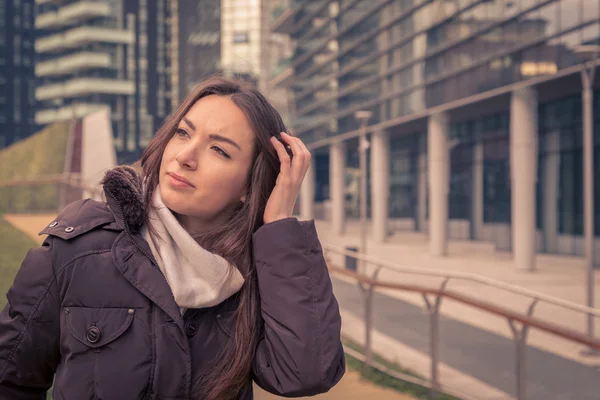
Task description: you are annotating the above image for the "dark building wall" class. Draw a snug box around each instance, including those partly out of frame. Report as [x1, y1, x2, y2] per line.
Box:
[178, 0, 221, 100]
[0, 0, 36, 149]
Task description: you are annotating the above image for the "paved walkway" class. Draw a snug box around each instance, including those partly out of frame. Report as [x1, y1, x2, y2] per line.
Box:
[3, 214, 415, 400]
[316, 219, 600, 399]
[3, 213, 57, 245]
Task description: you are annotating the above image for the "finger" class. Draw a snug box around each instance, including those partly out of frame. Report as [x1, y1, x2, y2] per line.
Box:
[280, 132, 306, 180]
[295, 136, 312, 168]
[282, 132, 311, 182]
[270, 137, 291, 176]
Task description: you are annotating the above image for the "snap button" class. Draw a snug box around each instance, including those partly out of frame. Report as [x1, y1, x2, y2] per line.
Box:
[128, 309, 135, 315]
[63, 307, 69, 315]
[86, 326, 101, 343]
[216, 313, 221, 318]
[185, 321, 198, 337]
[49, 221, 58, 227]
[65, 227, 75, 233]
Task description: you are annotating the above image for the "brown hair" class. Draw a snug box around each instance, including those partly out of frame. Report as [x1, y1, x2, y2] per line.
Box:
[139, 76, 287, 399]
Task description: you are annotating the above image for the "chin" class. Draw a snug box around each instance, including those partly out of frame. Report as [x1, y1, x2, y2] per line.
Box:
[159, 186, 211, 220]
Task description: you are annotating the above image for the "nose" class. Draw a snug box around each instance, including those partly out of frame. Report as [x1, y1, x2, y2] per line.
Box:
[175, 144, 198, 171]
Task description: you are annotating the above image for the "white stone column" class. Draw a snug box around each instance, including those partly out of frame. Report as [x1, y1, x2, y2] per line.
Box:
[510, 86, 538, 271]
[330, 141, 346, 235]
[472, 141, 484, 240]
[371, 130, 390, 242]
[542, 131, 559, 253]
[417, 134, 427, 232]
[300, 157, 315, 221]
[428, 113, 450, 256]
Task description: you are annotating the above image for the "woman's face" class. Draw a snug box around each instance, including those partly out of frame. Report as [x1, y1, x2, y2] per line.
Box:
[159, 95, 256, 232]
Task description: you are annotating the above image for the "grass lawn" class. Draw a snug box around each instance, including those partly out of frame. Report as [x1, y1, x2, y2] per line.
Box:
[0, 216, 39, 309]
[342, 338, 462, 400]
[0, 217, 53, 399]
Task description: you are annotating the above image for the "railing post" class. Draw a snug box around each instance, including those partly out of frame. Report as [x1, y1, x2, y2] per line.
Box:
[422, 278, 449, 399]
[365, 284, 374, 368]
[362, 265, 382, 369]
[508, 299, 538, 400]
[430, 299, 440, 398]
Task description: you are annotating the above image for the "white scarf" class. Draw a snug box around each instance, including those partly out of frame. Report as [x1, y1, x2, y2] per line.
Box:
[141, 186, 245, 312]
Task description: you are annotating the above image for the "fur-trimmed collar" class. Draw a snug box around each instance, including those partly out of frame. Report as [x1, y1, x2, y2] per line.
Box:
[100, 166, 146, 230]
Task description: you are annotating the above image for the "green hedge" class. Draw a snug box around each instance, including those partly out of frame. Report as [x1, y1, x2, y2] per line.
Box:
[0, 122, 69, 214]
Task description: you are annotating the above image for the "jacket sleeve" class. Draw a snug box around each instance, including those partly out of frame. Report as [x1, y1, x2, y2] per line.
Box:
[0, 237, 61, 399]
[251, 218, 345, 397]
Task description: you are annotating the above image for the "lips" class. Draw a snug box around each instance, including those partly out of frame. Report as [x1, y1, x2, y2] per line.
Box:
[167, 172, 195, 188]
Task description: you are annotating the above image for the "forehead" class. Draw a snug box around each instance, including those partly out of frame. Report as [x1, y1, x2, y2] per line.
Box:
[182, 95, 255, 142]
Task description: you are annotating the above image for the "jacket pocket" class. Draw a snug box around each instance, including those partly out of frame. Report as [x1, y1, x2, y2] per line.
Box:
[63, 306, 135, 348]
[57, 306, 153, 399]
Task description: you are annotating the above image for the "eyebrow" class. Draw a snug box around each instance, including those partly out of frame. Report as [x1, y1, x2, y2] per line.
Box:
[182, 117, 196, 131]
[182, 117, 242, 151]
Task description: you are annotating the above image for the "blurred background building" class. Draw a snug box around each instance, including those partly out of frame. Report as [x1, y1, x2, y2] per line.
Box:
[271, 0, 600, 269]
[0, 0, 36, 149]
[221, 0, 269, 88]
[174, 0, 222, 101]
[2, 0, 600, 269]
[33, 0, 173, 163]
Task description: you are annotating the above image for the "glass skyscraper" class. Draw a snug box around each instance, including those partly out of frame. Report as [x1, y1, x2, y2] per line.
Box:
[0, 0, 36, 149]
[34, 0, 173, 163]
[271, 0, 600, 267]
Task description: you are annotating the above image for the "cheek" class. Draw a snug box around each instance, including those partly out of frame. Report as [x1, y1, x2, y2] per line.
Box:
[202, 164, 248, 198]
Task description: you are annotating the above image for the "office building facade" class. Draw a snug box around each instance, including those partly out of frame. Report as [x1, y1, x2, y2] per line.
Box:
[221, 0, 270, 88]
[273, 0, 600, 269]
[0, 0, 37, 149]
[173, 0, 222, 102]
[34, 0, 173, 163]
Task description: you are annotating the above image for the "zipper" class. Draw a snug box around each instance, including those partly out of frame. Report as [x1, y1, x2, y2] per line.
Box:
[106, 188, 193, 397]
[105, 189, 162, 273]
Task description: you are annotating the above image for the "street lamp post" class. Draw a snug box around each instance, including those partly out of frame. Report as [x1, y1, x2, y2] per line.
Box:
[575, 45, 600, 347]
[355, 110, 373, 366]
[355, 110, 373, 273]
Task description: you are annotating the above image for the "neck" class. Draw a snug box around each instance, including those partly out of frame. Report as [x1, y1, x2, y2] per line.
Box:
[174, 210, 231, 240]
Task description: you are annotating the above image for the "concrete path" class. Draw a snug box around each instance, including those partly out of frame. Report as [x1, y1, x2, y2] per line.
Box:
[316, 219, 600, 366]
[316, 219, 600, 399]
[3, 213, 57, 245]
[332, 276, 600, 400]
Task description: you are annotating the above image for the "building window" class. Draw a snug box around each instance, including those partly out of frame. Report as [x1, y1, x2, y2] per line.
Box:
[539, 95, 584, 237]
[449, 122, 475, 220]
[389, 133, 420, 220]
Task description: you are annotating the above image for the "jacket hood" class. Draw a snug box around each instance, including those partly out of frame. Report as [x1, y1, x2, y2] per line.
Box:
[100, 165, 146, 230]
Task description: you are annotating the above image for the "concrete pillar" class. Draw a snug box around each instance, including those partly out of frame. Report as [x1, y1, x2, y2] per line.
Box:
[330, 141, 346, 235]
[300, 158, 315, 221]
[417, 134, 427, 232]
[510, 86, 538, 271]
[428, 113, 450, 256]
[542, 131, 559, 253]
[472, 141, 484, 240]
[371, 130, 390, 242]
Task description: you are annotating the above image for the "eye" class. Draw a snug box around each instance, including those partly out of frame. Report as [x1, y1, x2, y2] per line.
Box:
[175, 128, 190, 138]
[212, 146, 231, 159]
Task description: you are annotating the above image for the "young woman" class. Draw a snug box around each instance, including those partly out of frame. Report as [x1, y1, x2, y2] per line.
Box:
[0, 77, 345, 399]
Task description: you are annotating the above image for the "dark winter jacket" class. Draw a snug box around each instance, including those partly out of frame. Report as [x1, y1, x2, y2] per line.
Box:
[0, 168, 345, 399]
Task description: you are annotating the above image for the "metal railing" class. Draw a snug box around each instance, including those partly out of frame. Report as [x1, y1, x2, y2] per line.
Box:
[0, 173, 103, 214]
[322, 244, 600, 400]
